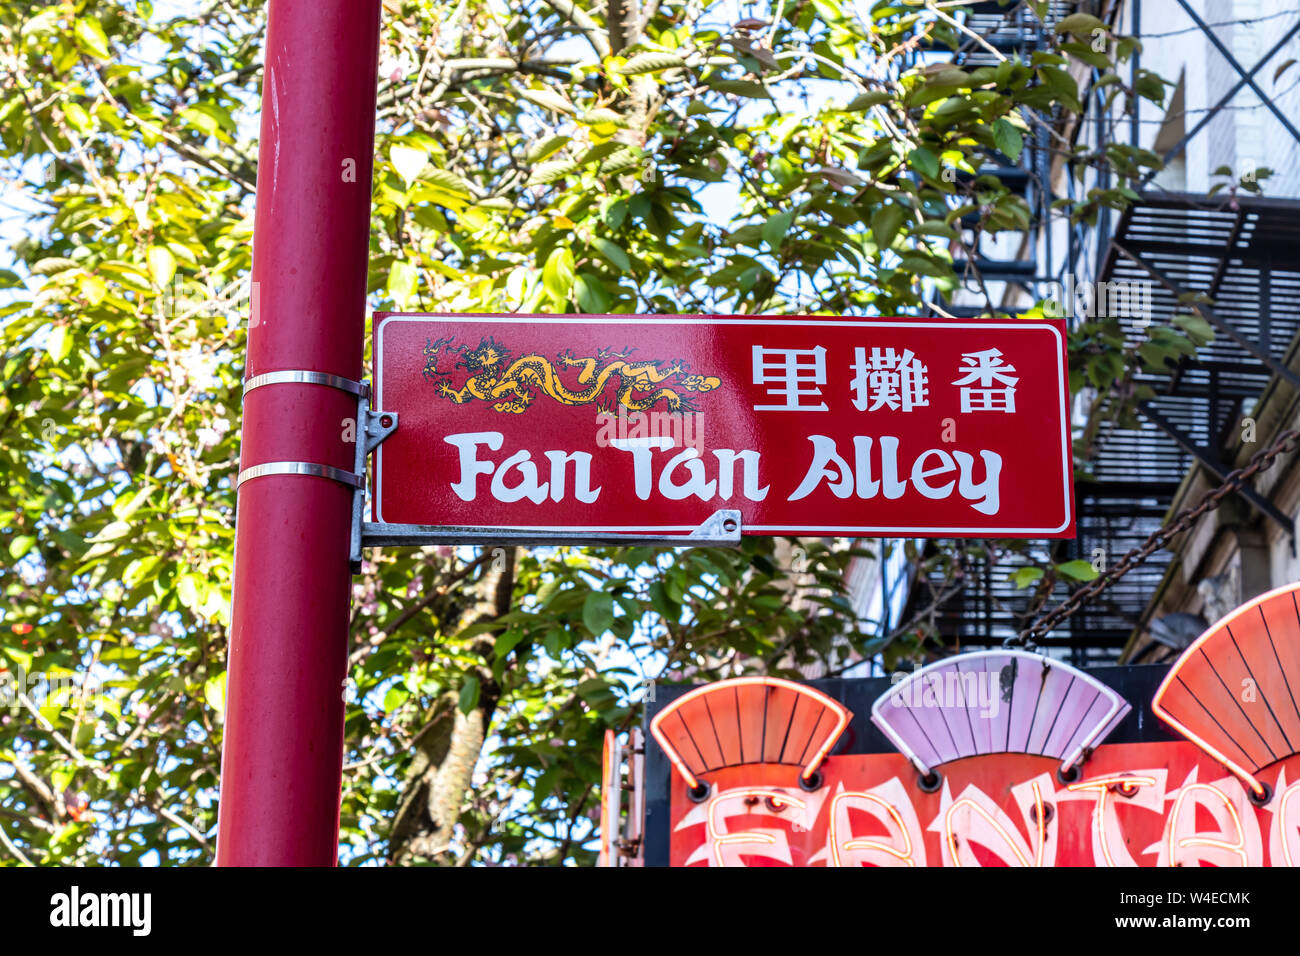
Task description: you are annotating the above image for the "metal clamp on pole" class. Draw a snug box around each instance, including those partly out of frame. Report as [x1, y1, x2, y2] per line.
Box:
[238, 371, 374, 494]
[242, 369, 369, 399]
[237, 461, 365, 489]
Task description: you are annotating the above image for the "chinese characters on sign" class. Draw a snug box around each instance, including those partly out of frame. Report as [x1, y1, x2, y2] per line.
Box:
[757, 344, 1020, 415]
[373, 315, 1074, 538]
[850, 347, 930, 412]
[752, 345, 828, 411]
[953, 348, 1019, 413]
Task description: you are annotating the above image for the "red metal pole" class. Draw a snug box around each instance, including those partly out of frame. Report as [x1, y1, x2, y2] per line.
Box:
[216, 0, 382, 866]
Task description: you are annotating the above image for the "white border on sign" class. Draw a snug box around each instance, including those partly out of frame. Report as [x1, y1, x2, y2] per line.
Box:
[373, 315, 1073, 535]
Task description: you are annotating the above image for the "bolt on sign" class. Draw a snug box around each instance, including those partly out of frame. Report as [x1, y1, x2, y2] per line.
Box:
[372, 314, 1074, 537]
[608, 582, 1300, 867]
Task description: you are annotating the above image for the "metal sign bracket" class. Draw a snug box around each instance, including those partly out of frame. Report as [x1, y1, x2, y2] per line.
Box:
[349, 385, 399, 571]
[359, 509, 742, 552]
[347, 390, 742, 572]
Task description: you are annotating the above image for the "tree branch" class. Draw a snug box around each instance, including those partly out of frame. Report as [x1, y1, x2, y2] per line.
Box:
[541, 0, 612, 58]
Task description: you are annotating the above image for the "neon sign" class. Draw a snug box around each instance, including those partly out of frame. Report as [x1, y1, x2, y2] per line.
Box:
[666, 747, 1300, 866]
[621, 583, 1300, 866]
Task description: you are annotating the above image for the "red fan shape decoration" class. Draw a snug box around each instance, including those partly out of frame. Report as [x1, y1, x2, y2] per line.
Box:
[1152, 580, 1300, 802]
[649, 677, 852, 796]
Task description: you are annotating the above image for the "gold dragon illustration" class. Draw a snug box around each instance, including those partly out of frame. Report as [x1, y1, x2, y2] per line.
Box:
[421, 336, 721, 414]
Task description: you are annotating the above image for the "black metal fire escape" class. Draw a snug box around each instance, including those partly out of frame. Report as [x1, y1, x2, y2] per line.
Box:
[901, 0, 1300, 664]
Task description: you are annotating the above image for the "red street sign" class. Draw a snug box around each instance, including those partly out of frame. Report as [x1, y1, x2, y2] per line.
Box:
[372, 314, 1074, 538]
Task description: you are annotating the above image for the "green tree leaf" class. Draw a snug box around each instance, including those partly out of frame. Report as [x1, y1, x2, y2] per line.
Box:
[543, 247, 575, 304]
[74, 18, 110, 58]
[872, 203, 905, 249]
[458, 675, 481, 715]
[591, 238, 631, 272]
[909, 147, 939, 179]
[619, 52, 686, 74]
[1055, 12, 1106, 39]
[1010, 566, 1045, 588]
[205, 673, 227, 716]
[1057, 560, 1100, 582]
[148, 246, 176, 288]
[992, 118, 1024, 162]
[845, 90, 891, 111]
[388, 260, 418, 306]
[761, 209, 796, 249]
[390, 145, 428, 188]
[45, 325, 73, 363]
[582, 591, 615, 636]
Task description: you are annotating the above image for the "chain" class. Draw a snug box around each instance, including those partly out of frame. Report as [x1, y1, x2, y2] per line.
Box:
[1013, 427, 1300, 645]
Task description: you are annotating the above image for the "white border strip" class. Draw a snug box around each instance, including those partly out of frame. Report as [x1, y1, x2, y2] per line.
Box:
[373, 315, 1073, 533]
